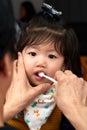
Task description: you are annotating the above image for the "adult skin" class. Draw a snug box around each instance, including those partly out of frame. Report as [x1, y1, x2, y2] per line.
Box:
[54, 70, 87, 130]
[4, 53, 51, 122]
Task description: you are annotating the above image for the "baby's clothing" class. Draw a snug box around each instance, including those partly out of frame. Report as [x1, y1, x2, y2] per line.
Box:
[24, 87, 56, 130]
[7, 106, 62, 130]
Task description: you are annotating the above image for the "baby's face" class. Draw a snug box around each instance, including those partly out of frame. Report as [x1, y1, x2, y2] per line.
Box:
[22, 42, 64, 86]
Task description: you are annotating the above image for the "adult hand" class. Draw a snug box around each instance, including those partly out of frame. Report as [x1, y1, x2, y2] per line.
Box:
[4, 52, 50, 121]
[54, 70, 87, 130]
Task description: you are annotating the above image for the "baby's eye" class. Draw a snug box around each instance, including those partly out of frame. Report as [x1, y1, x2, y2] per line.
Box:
[28, 52, 36, 56]
[48, 54, 57, 59]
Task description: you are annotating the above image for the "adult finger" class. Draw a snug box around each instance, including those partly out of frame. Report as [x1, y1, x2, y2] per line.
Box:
[54, 70, 65, 81]
[33, 83, 51, 97]
[64, 70, 73, 75]
[12, 60, 18, 78]
[17, 52, 26, 78]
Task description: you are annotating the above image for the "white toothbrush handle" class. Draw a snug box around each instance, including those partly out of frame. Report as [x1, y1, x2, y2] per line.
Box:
[43, 74, 57, 83]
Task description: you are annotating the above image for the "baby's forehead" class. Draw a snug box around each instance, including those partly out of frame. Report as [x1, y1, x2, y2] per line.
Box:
[30, 41, 55, 48]
[31, 38, 55, 46]
[25, 42, 56, 51]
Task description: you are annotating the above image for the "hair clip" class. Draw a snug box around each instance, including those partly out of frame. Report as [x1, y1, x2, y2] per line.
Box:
[41, 3, 62, 20]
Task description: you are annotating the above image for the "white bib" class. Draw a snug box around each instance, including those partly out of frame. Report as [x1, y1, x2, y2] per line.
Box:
[24, 87, 55, 130]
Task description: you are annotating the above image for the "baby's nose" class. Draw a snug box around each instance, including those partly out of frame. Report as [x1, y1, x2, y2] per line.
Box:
[36, 56, 47, 67]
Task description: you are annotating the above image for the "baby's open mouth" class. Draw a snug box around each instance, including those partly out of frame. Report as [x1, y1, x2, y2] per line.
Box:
[35, 72, 57, 83]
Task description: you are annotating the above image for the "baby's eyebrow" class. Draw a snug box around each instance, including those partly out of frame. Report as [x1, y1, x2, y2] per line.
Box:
[26, 46, 37, 50]
[47, 49, 56, 52]
[31, 46, 39, 49]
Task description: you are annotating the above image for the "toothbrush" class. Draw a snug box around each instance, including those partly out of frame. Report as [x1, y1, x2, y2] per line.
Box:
[38, 72, 57, 83]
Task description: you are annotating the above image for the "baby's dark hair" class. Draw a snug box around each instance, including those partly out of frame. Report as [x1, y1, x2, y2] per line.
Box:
[17, 12, 82, 77]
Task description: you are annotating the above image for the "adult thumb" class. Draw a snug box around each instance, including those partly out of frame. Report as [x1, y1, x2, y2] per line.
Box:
[34, 83, 51, 96]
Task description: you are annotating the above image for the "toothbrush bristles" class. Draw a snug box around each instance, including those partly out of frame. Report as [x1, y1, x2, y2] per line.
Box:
[38, 72, 44, 77]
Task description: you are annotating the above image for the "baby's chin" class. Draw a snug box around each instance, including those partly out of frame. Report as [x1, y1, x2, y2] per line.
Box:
[30, 83, 37, 87]
[29, 81, 41, 87]
[30, 81, 52, 87]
